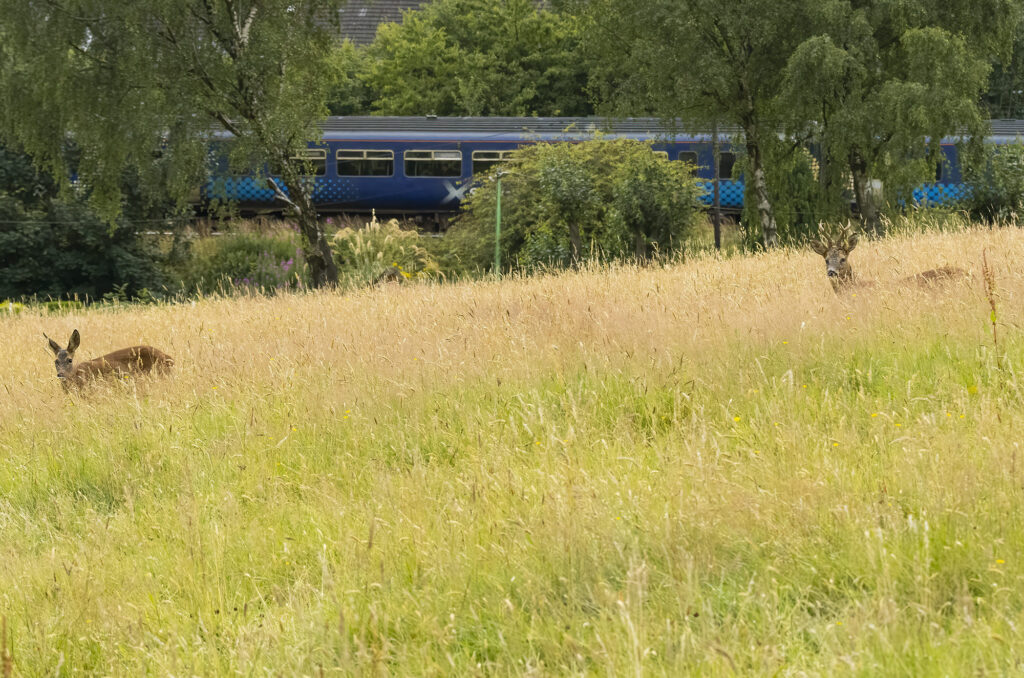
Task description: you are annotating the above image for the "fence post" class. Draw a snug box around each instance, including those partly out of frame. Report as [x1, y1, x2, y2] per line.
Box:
[495, 175, 503, 278]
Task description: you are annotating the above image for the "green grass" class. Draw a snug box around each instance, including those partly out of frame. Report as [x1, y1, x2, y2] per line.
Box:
[2, 223, 1024, 674]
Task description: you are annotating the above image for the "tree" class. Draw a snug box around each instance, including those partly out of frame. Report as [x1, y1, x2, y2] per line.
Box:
[0, 146, 168, 300]
[364, 0, 592, 116]
[573, 0, 820, 248]
[782, 0, 1021, 233]
[449, 138, 703, 270]
[0, 0, 344, 286]
[983, 27, 1024, 119]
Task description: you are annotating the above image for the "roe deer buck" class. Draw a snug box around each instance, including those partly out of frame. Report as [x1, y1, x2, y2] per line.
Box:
[810, 224, 969, 293]
[45, 329, 173, 389]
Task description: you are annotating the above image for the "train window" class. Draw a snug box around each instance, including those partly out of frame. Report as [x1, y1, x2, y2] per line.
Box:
[405, 150, 463, 177]
[290, 149, 326, 176]
[337, 149, 394, 177]
[652, 150, 669, 159]
[472, 150, 515, 175]
[718, 152, 736, 179]
[678, 151, 698, 165]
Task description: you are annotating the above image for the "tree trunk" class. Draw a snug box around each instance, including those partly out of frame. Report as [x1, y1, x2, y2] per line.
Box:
[849, 151, 881, 235]
[296, 207, 339, 287]
[278, 173, 338, 287]
[744, 134, 778, 248]
[634, 230, 646, 259]
[568, 220, 582, 263]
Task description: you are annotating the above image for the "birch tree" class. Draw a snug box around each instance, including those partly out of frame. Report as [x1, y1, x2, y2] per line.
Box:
[0, 0, 344, 285]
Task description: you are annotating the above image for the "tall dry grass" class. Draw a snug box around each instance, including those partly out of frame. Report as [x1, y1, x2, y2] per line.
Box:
[0, 220, 1023, 674]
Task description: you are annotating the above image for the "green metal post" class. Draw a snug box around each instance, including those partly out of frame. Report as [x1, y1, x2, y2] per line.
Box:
[495, 176, 502, 277]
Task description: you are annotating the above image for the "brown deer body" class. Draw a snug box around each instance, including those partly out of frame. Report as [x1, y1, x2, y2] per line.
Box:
[810, 225, 969, 293]
[45, 329, 173, 389]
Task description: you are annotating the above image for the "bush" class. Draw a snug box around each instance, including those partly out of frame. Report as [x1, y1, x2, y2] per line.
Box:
[963, 139, 1024, 222]
[331, 214, 438, 286]
[0, 144, 176, 301]
[175, 228, 308, 294]
[448, 137, 704, 272]
[0, 197, 169, 301]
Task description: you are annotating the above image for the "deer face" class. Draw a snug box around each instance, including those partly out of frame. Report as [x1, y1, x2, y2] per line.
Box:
[810, 231, 858, 286]
[45, 329, 80, 383]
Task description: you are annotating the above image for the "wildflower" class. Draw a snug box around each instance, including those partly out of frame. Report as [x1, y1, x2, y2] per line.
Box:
[782, 341, 788, 345]
[871, 413, 879, 418]
[733, 416, 741, 422]
[832, 442, 839, 447]
[997, 559, 1005, 564]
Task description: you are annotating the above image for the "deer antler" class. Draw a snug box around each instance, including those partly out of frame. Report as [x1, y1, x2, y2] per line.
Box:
[815, 222, 836, 247]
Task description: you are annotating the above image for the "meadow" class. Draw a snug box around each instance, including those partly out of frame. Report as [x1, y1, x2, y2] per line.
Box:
[2, 221, 1024, 675]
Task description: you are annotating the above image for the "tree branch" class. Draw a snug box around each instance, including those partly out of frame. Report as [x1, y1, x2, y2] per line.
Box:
[267, 176, 299, 212]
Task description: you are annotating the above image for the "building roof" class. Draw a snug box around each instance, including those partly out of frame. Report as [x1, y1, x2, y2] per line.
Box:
[337, 1, 429, 45]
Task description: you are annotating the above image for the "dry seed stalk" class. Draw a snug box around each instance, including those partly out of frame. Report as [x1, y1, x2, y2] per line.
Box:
[982, 249, 999, 356]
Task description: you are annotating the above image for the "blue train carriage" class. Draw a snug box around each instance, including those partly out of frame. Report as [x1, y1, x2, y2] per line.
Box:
[915, 119, 1024, 206]
[201, 117, 745, 221]
[202, 116, 1023, 219]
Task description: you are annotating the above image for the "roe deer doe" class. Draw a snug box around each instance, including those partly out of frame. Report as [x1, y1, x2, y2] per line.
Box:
[810, 224, 969, 293]
[45, 329, 173, 389]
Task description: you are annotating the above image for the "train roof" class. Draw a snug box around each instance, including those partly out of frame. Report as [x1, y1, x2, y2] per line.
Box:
[316, 116, 1024, 142]
[316, 116, 743, 140]
[988, 119, 1024, 139]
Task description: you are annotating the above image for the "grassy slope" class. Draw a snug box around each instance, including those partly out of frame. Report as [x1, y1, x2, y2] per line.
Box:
[1, 225, 1023, 675]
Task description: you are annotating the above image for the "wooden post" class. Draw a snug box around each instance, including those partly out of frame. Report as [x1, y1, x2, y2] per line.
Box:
[712, 122, 722, 250]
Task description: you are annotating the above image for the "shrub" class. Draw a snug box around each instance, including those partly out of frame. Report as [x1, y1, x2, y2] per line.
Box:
[331, 214, 438, 286]
[448, 137, 704, 272]
[963, 138, 1024, 222]
[175, 228, 308, 294]
[0, 143, 175, 301]
[0, 197, 169, 301]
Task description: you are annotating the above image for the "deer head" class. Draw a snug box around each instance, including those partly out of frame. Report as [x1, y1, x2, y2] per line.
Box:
[810, 224, 860, 291]
[45, 329, 80, 384]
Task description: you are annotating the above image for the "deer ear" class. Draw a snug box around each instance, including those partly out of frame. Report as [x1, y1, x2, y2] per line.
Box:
[846, 233, 859, 251]
[67, 329, 80, 354]
[810, 239, 829, 256]
[45, 333, 62, 355]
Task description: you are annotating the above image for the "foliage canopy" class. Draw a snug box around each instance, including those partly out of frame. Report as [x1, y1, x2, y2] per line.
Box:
[450, 138, 703, 271]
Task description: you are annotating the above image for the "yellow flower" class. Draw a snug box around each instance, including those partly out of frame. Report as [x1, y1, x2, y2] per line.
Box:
[871, 413, 878, 417]
[733, 416, 741, 422]
[997, 559, 1005, 564]
[832, 442, 839, 447]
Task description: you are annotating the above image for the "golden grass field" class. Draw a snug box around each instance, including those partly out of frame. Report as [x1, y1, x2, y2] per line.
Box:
[2, 222, 1024, 675]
